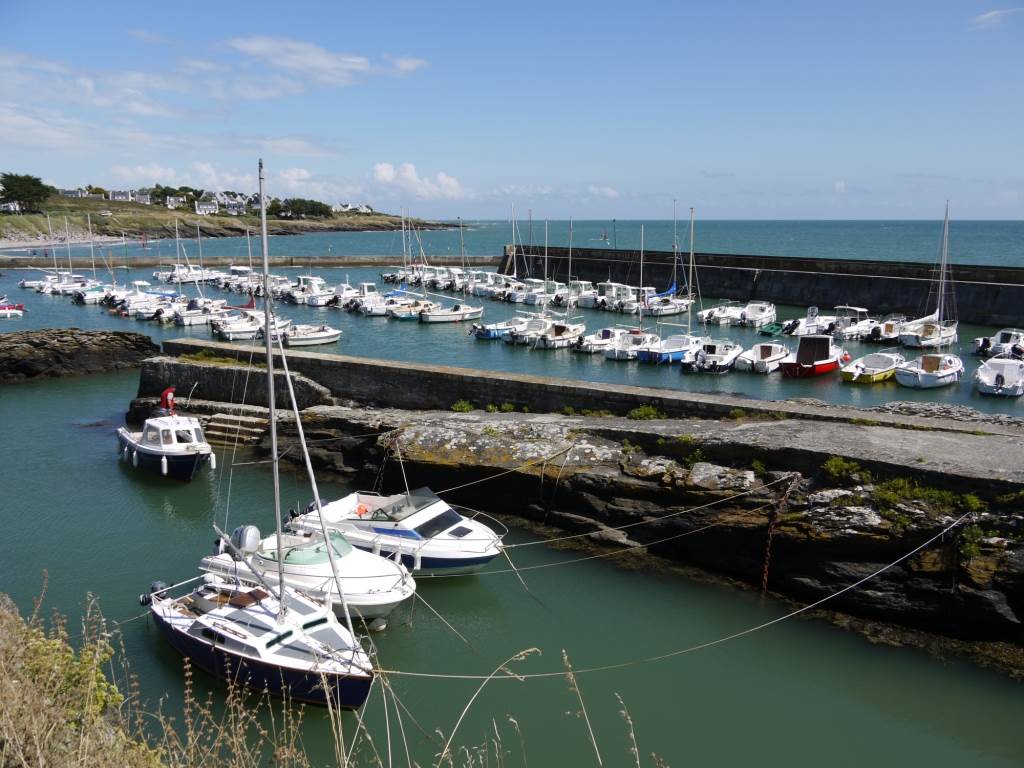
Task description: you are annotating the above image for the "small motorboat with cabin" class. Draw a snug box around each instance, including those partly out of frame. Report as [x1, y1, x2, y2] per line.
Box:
[508, 315, 556, 345]
[688, 339, 744, 374]
[840, 350, 906, 383]
[290, 487, 506, 575]
[534, 320, 586, 349]
[697, 300, 745, 326]
[832, 306, 877, 340]
[472, 316, 529, 340]
[780, 335, 847, 378]
[738, 301, 777, 328]
[198, 525, 416, 619]
[973, 355, 1024, 396]
[580, 281, 632, 311]
[574, 327, 628, 354]
[142, 573, 373, 708]
[388, 299, 437, 320]
[605, 329, 660, 361]
[116, 413, 215, 481]
[637, 333, 704, 364]
[617, 287, 657, 314]
[283, 324, 343, 347]
[735, 342, 790, 373]
[420, 302, 484, 323]
[640, 295, 690, 317]
[895, 353, 963, 389]
[862, 313, 907, 343]
[973, 328, 1024, 358]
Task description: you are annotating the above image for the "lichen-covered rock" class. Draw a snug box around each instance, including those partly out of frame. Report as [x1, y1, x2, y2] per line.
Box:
[0, 328, 159, 384]
[686, 462, 756, 491]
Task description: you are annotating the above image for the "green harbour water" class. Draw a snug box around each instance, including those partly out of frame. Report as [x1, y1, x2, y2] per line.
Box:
[2, 222, 1024, 764]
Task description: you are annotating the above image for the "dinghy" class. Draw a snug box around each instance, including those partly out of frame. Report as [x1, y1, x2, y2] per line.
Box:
[117, 414, 215, 481]
[895, 353, 963, 389]
[420, 303, 484, 323]
[283, 324, 342, 347]
[840, 350, 905, 383]
[973, 355, 1024, 396]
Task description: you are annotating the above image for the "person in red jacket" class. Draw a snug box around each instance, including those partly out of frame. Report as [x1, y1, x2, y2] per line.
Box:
[159, 385, 176, 415]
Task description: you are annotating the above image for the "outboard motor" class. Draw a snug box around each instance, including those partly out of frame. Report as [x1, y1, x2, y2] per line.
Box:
[229, 525, 261, 560]
[1012, 344, 1024, 360]
[869, 325, 882, 341]
[782, 319, 799, 335]
[139, 579, 169, 605]
[187, 298, 200, 310]
[979, 336, 992, 354]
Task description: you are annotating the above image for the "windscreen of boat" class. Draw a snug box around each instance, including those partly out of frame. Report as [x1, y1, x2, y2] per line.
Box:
[175, 429, 195, 443]
[376, 488, 442, 522]
[999, 331, 1014, 343]
[415, 508, 463, 539]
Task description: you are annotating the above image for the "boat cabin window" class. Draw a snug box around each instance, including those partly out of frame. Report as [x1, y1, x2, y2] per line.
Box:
[175, 429, 195, 444]
[144, 426, 160, 444]
[999, 332, 1013, 343]
[414, 508, 463, 538]
[161, 429, 173, 445]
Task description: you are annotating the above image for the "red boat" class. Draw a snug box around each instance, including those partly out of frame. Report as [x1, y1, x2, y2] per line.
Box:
[781, 334, 847, 378]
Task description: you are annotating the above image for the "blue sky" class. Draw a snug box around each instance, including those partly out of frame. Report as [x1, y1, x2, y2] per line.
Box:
[1, 1, 1021, 218]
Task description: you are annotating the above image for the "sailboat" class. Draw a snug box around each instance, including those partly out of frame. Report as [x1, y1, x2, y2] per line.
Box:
[143, 159, 374, 709]
[899, 204, 959, 349]
[421, 220, 485, 322]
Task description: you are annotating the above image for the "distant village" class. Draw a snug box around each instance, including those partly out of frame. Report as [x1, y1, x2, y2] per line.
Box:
[52, 187, 376, 218]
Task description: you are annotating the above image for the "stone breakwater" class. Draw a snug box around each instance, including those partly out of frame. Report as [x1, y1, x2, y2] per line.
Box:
[0, 328, 159, 384]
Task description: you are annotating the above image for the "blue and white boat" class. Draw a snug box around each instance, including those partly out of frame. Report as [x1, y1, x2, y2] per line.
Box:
[290, 488, 506, 575]
[117, 414, 216, 481]
[636, 333, 704, 364]
[472, 316, 528, 340]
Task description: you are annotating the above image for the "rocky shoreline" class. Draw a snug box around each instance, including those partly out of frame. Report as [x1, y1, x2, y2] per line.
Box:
[0, 328, 159, 384]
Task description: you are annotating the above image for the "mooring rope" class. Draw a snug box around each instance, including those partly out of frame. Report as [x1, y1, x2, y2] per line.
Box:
[374, 511, 972, 679]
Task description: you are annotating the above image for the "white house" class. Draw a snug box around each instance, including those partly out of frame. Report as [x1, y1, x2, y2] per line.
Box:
[195, 200, 219, 216]
[135, 192, 152, 205]
[166, 195, 187, 209]
[332, 202, 375, 214]
[59, 188, 88, 198]
[224, 200, 246, 215]
[0, 201, 21, 213]
[109, 190, 134, 202]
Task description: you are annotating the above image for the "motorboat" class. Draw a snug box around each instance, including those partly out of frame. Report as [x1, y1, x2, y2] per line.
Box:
[344, 282, 381, 311]
[697, 300, 744, 326]
[688, 339, 744, 374]
[290, 487, 506, 575]
[862, 313, 907, 343]
[973, 328, 1024, 358]
[735, 342, 790, 373]
[534, 320, 586, 349]
[636, 333, 704, 364]
[388, 299, 437, 320]
[895, 353, 964, 389]
[526, 280, 565, 306]
[284, 324, 343, 346]
[173, 297, 230, 326]
[840, 350, 906, 383]
[640, 295, 690, 317]
[552, 280, 595, 308]
[420, 303, 484, 323]
[285, 275, 330, 305]
[142, 574, 373, 708]
[574, 327, 628, 354]
[71, 284, 111, 305]
[361, 294, 413, 317]
[116, 413, 215, 481]
[617, 287, 658, 314]
[605, 329, 660, 361]
[212, 311, 262, 341]
[0, 302, 25, 318]
[508, 315, 556, 345]
[198, 526, 416, 619]
[472, 316, 529, 340]
[780, 335, 847, 378]
[973, 355, 1024, 396]
[781, 306, 837, 336]
[738, 301, 777, 328]
[579, 281, 632, 311]
[832, 306, 877, 340]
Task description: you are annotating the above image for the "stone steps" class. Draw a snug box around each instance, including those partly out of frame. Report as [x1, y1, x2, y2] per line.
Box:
[204, 413, 268, 446]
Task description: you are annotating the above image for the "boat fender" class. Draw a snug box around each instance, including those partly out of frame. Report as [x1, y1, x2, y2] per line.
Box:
[209, 453, 216, 470]
[372, 540, 381, 556]
[995, 373, 1005, 389]
[841, 352, 852, 363]
[356, 503, 369, 517]
[132, 450, 138, 468]
[413, 551, 422, 571]
[161, 456, 168, 476]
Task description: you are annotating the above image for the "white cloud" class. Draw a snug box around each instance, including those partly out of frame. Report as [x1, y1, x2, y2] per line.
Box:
[587, 184, 620, 199]
[227, 36, 370, 86]
[180, 58, 227, 73]
[372, 162, 468, 200]
[969, 8, 1024, 28]
[112, 162, 179, 185]
[390, 57, 428, 75]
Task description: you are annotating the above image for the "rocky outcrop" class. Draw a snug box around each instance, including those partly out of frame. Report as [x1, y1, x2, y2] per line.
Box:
[270, 404, 1024, 649]
[0, 328, 159, 384]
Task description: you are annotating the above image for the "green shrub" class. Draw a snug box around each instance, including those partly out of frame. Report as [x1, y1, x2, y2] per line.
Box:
[580, 408, 612, 417]
[627, 404, 665, 421]
[959, 524, 985, 561]
[562, 406, 576, 416]
[451, 399, 473, 413]
[486, 403, 498, 413]
[821, 455, 869, 485]
[727, 408, 747, 420]
[499, 402, 516, 413]
[751, 459, 768, 479]
[683, 448, 706, 469]
[872, 478, 988, 517]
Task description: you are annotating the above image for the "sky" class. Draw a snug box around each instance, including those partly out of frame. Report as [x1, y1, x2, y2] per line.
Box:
[1, 1, 1022, 219]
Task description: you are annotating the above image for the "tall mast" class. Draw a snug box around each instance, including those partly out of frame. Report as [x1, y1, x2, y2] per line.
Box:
[458, 216, 466, 296]
[672, 199, 678, 290]
[246, 227, 253, 270]
[639, 224, 645, 330]
[46, 214, 57, 272]
[196, 223, 203, 273]
[63, 217, 72, 272]
[87, 213, 96, 280]
[937, 201, 949, 326]
[510, 203, 517, 279]
[259, 159, 286, 622]
[566, 217, 572, 288]
[687, 207, 695, 334]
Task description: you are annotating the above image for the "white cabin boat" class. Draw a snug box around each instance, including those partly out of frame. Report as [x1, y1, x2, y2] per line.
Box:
[690, 339, 743, 374]
[420, 303, 484, 323]
[973, 328, 1024, 358]
[833, 306, 877, 340]
[574, 327, 628, 353]
[284, 324, 343, 346]
[781, 306, 837, 336]
[735, 342, 790, 373]
[739, 301, 777, 328]
[534, 320, 586, 349]
[974, 355, 1024, 396]
[116, 414, 215, 481]
[605, 329, 660, 360]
